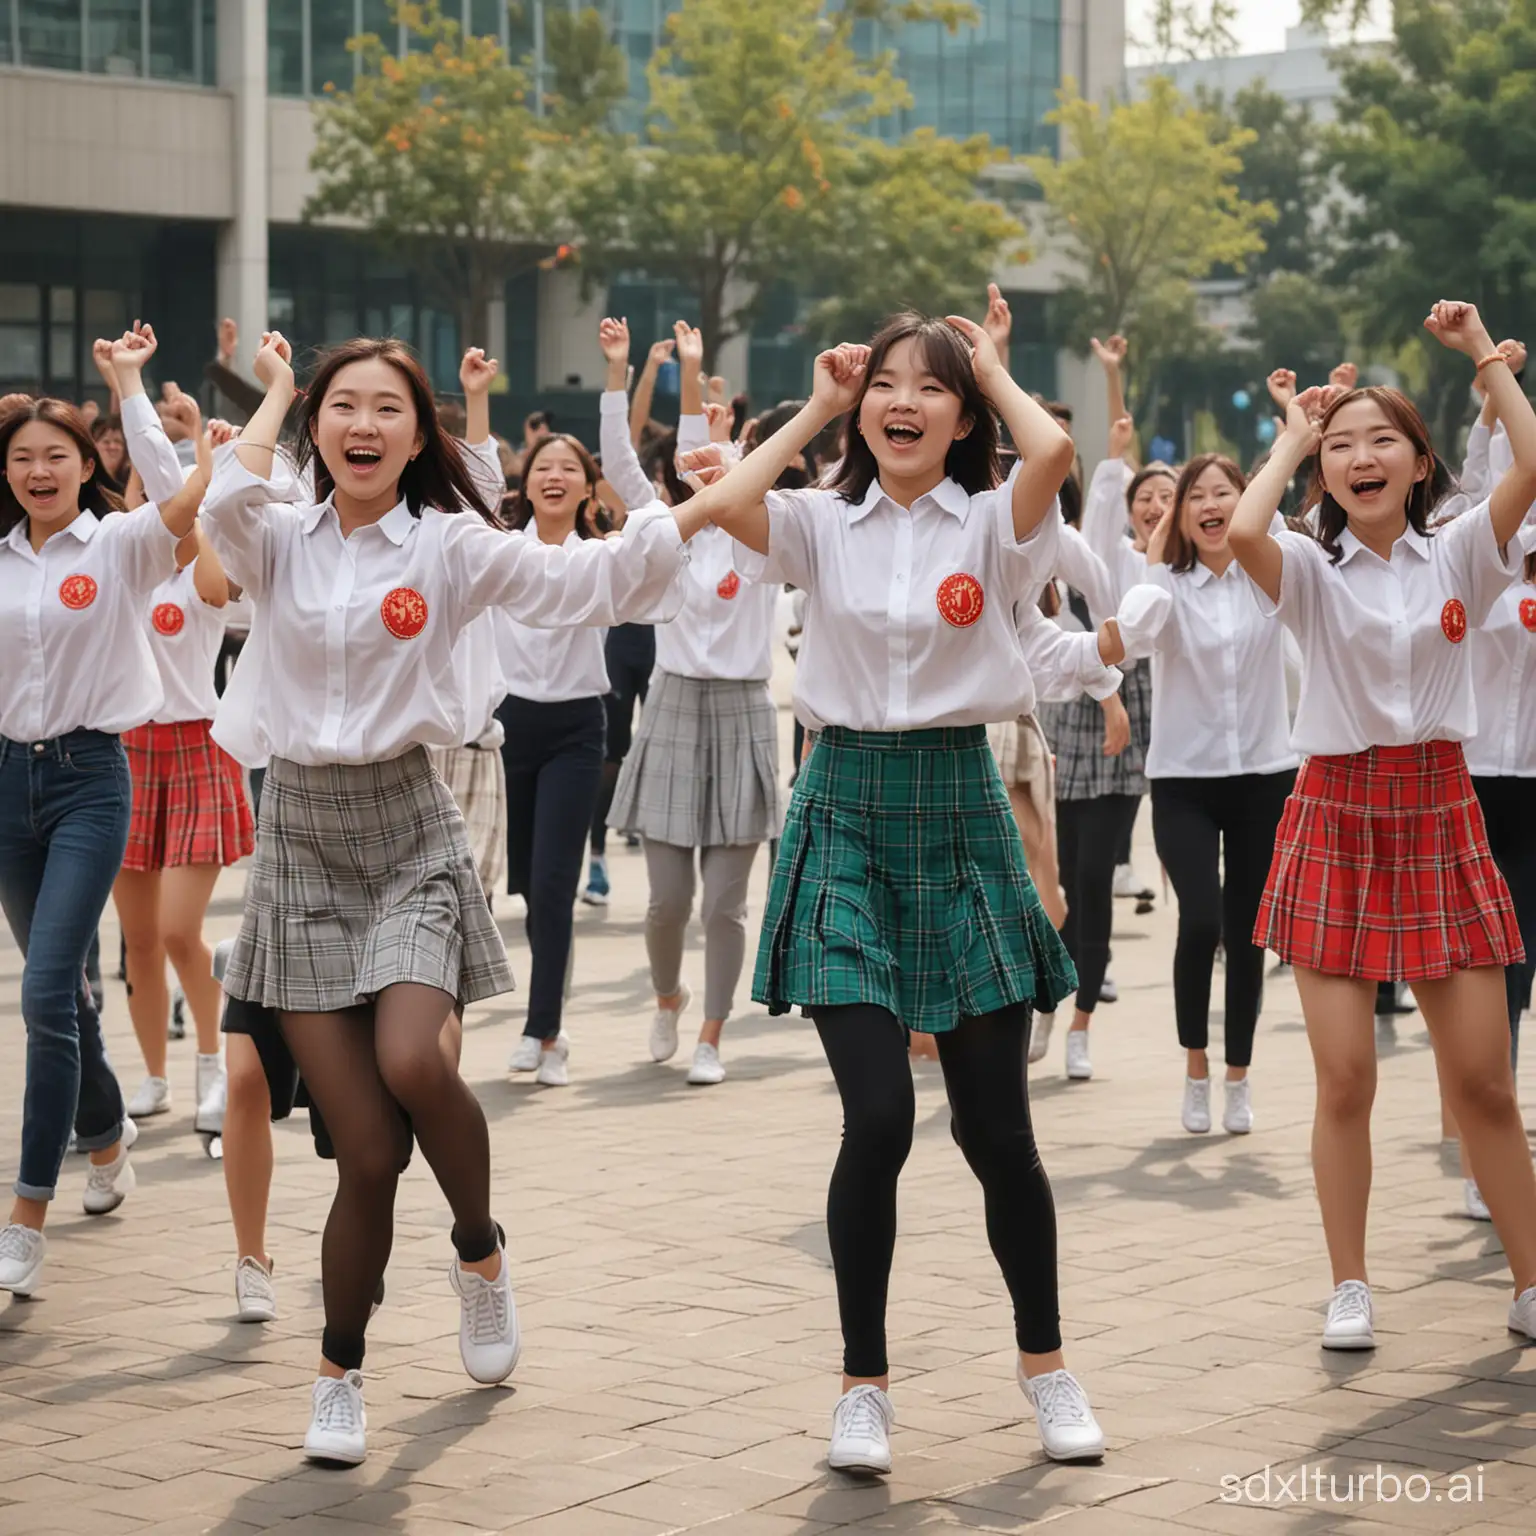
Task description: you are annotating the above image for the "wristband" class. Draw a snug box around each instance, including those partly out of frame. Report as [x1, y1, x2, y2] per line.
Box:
[1475, 352, 1508, 373]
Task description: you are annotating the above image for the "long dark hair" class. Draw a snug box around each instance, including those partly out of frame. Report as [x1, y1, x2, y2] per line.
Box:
[826, 313, 1001, 503]
[509, 433, 609, 538]
[642, 428, 691, 507]
[746, 399, 815, 490]
[1165, 454, 1245, 574]
[295, 338, 499, 526]
[1, 397, 126, 537]
[1303, 386, 1451, 563]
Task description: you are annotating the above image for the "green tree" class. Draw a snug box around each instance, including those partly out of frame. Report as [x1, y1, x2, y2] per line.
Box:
[561, 0, 1021, 371]
[304, 1, 623, 344]
[1030, 75, 1274, 418]
[1137, 1, 1240, 61]
[1322, 0, 1536, 441]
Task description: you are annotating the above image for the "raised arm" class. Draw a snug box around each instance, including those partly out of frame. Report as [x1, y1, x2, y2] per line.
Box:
[676, 322, 705, 419]
[630, 337, 673, 449]
[460, 346, 496, 448]
[680, 345, 869, 552]
[1425, 303, 1536, 548]
[1091, 335, 1132, 464]
[1230, 392, 1320, 605]
[91, 337, 122, 416]
[598, 316, 657, 511]
[948, 315, 1075, 542]
[112, 323, 191, 506]
[234, 332, 296, 482]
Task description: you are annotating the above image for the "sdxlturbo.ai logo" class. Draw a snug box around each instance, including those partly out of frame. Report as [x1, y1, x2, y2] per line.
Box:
[1221, 1465, 1485, 1505]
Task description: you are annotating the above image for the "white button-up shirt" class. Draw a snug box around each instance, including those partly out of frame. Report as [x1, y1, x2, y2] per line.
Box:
[143, 564, 225, 724]
[1262, 503, 1517, 757]
[1081, 457, 1147, 600]
[202, 446, 685, 766]
[0, 506, 178, 740]
[495, 533, 613, 704]
[1018, 600, 1125, 705]
[732, 473, 1057, 731]
[1123, 562, 1298, 778]
[655, 523, 777, 682]
[1466, 573, 1536, 777]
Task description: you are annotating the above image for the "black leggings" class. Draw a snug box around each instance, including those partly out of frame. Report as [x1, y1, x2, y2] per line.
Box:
[1057, 794, 1141, 1014]
[1473, 775, 1536, 1067]
[1150, 772, 1294, 1068]
[810, 1003, 1059, 1377]
[592, 625, 654, 856]
[499, 694, 606, 1039]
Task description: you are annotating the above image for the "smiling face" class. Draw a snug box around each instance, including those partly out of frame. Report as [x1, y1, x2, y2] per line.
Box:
[6, 419, 91, 532]
[855, 335, 971, 486]
[311, 356, 425, 504]
[1180, 459, 1243, 560]
[93, 426, 127, 480]
[1129, 468, 1176, 549]
[1318, 396, 1429, 538]
[525, 436, 594, 525]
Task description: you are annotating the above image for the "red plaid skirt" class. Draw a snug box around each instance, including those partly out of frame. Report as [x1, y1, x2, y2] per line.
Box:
[122, 719, 255, 872]
[1254, 740, 1523, 981]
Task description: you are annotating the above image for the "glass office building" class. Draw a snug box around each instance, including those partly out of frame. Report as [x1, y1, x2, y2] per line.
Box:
[0, 0, 216, 83]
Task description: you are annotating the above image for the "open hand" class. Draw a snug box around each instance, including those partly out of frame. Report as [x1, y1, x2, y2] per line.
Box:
[1091, 335, 1128, 372]
[646, 338, 675, 369]
[597, 317, 630, 366]
[982, 283, 1012, 355]
[944, 314, 1005, 392]
[1424, 300, 1494, 360]
[674, 321, 705, 369]
[1329, 361, 1359, 391]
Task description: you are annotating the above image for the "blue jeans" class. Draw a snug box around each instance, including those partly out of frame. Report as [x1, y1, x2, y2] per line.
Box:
[0, 731, 131, 1200]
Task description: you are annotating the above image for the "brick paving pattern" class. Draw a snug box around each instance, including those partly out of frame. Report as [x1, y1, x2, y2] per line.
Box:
[3, 822, 1536, 1533]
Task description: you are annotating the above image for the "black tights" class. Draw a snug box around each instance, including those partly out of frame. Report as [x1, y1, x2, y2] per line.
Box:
[810, 1002, 1060, 1378]
[1057, 794, 1141, 1013]
[279, 983, 499, 1371]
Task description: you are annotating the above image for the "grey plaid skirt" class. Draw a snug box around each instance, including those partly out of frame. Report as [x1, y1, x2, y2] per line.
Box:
[224, 747, 513, 1012]
[610, 670, 782, 848]
[427, 743, 508, 903]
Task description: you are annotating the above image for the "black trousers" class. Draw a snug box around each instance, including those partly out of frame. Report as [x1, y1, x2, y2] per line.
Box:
[498, 694, 605, 1039]
[1150, 771, 1295, 1068]
[592, 624, 654, 855]
[1057, 794, 1141, 1014]
[810, 1002, 1060, 1378]
[1472, 775, 1536, 1067]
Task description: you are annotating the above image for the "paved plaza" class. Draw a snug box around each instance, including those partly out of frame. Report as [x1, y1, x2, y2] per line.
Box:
[3, 799, 1536, 1534]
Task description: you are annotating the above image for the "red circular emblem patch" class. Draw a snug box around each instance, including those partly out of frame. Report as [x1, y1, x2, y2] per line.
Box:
[1440, 598, 1467, 645]
[936, 573, 985, 629]
[381, 586, 428, 640]
[58, 574, 98, 611]
[152, 603, 185, 637]
[1521, 597, 1536, 634]
[716, 571, 741, 601]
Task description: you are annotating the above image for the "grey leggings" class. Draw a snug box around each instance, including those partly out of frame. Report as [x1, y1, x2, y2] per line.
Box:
[643, 840, 760, 1021]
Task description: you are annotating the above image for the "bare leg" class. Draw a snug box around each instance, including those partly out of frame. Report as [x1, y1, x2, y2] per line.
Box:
[222, 1032, 273, 1264]
[113, 867, 169, 1078]
[1294, 967, 1377, 1285]
[1414, 967, 1536, 1292]
[159, 865, 223, 1055]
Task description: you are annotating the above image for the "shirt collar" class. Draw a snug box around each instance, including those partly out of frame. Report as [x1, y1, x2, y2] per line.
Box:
[1336, 523, 1431, 565]
[846, 476, 970, 524]
[302, 497, 415, 545]
[4, 510, 100, 555]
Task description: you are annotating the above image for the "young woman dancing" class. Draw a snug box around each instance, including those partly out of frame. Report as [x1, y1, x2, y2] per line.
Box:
[694, 314, 1104, 1473]
[1124, 455, 1299, 1135]
[0, 397, 203, 1296]
[1228, 301, 1536, 1349]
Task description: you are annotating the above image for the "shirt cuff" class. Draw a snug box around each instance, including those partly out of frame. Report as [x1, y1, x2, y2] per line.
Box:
[600, 391, 629, 417]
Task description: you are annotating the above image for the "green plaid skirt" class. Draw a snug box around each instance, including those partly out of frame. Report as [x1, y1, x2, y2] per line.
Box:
[753, 726, 1078, 1033]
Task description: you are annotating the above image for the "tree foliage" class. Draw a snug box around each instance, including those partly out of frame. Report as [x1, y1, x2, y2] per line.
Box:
[304, 1, 623, 344]
[1137, 1, 1241, 62]
[1323, 0, 1536, 441]
[560, 0, 1022, 370]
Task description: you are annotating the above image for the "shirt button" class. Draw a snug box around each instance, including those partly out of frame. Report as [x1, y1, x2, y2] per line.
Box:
[334, 605, 344, 613]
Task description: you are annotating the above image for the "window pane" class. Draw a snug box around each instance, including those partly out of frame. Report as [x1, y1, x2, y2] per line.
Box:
[267, 0, 305, 95]
[469, 0, 504, 41]
[0, 1, 14, 65]
[361, 0, 395, 49]
[0, 285, 42, 323]
[312, 1, 354, 94]
[50, 285, 75, 324]
[149, 0, 197, 82]
[83, 289, 130, 336]
[20, 0, 83, 71]
[49, 324, 76, 383]
[88, 0, 141, 76]
[0, 329, 43, 383]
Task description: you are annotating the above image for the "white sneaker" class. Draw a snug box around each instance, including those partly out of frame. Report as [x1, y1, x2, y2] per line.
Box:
[686, 1042, 726, 1086]
[1019, 1365, 1106, 1461]
[1112, 863, 1138, 898]
[195, 1060, 227, 1136]
[0, 1224, 46, 1296]
[1508, 1285, 1536, 1341]
[1027, 1011, 1054, 1065]
[535, 1034, 570, 1087]
[508, 1034, 542, 1073]
[650, 982, 692, 1063]
[1465, 1180, 1492, 1222]
[235, 1256, 277, 1322]
[82, 1117, 139, 1215]
[1322, 1280, 1375, 1350]
[1065, 1030, 1092, 1080]
[1181, 1077, 1211, 1134]
[1222, 1077, 1254, 1135]
[127, 1075, 171, 1118]
[450, 1246, 521, 1384]
[505, 893, 527, 919]
[304, 1371, 367, 1464]
[828, 1384, 893, 1474]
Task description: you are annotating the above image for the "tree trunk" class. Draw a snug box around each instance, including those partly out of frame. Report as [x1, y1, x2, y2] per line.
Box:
[698, 263, 729, 376]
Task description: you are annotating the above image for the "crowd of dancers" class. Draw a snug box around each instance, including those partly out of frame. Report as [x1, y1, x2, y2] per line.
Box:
[1, 285, 1534, 1478]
